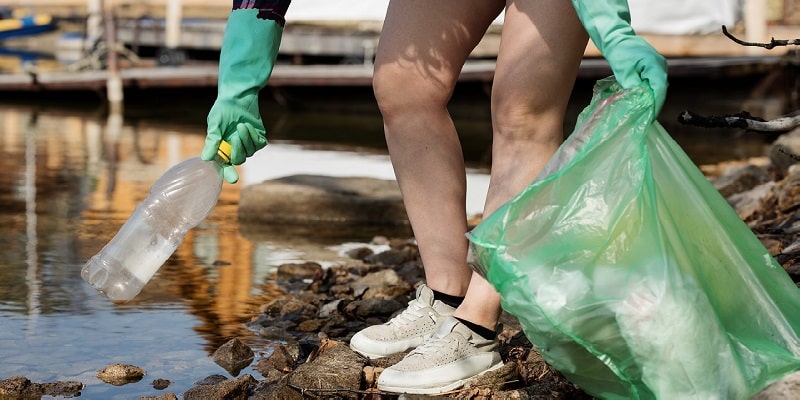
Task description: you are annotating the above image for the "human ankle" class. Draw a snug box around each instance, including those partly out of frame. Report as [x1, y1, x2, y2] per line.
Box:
[431, 289, 464, 308]
[454, 317, 496, 340]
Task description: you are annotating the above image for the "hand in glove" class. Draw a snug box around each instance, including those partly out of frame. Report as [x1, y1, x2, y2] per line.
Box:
[203, 7, 285, 183]
[571, 0, 667, 116]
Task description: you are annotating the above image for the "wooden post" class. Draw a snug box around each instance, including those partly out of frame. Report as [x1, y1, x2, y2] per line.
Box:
[165, 0, 182, 49]
[159, 0, 186, 65]
[744, 0, 767, 54]
[86, 0, 103, 49]
[103, 2, 123, 113]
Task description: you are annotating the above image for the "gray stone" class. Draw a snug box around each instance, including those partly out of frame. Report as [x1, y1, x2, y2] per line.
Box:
[96, 363, 146, 386]
[288, 340, 366, 394]
[238, 174, 409, 227]
[770, 128, 800, 170]
[727, 181, 775, 220]
[351, 268, 412, 299]
[0, 376, 84, 398]
[212, 338, 255, 376]
[712, 164, 771, 198]
[752, 371, 800, 399]
[183, 374, 256, 400]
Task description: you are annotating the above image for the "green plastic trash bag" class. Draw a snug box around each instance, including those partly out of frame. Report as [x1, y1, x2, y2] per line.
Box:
[468, 77, 800, 400]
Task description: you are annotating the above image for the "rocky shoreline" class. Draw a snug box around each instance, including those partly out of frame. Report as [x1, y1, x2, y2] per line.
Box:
[4, 129, 800, 399]
[0, 237, 594, 399]
[2, 233, 799, 399]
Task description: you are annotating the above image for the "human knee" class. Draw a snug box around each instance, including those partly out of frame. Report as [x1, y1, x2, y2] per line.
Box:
[373, 65, 451, 122]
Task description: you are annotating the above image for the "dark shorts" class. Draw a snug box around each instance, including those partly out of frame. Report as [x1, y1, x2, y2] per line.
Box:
[232, 0, 292, 26]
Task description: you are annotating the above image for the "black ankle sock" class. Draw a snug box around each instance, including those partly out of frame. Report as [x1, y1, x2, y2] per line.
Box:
[455, 317, 497, 340]
[431, 289, 465, 308]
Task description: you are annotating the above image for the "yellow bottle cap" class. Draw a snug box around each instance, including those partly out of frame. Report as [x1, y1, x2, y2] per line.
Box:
[217, 140, 232, 164]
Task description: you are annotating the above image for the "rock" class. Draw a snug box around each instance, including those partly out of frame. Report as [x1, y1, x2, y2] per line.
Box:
[727, 181, 775, 221]
[712, 164, 771, 198]
[253, 339, 367, 399]
[751, 370, 800, 399]
[212, 338, 255, 376]
[343, 297, 405, 319]
[151, 378, 172, 390]
[345, 246, 375, 260]
[785, 263, 800, 283]
[96, 363, 146, 386]
[183, 374, 257, 400]
[318, 299, 343, 318]
[238, 174, 410, 228]
[0, 376, 84, 398]
[255, 345, 295, 384]
[769, 128, 800, 171]
[260, 296, 320, 321]
[364, 248, 409, 266]
[277, 262, 323, 282]
[194, 374, 228, 386]
[140, 393, 178, 400]
[351, 268, 412, 299]
[463, 361, 519, 392]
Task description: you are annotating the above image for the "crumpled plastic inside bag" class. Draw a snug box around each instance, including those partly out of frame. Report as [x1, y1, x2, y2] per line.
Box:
[468, 77, 800, 399]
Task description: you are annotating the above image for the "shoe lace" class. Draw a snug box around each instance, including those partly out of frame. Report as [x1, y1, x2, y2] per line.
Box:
[409, 333, 449, 356]
[388, 298, 428, 326]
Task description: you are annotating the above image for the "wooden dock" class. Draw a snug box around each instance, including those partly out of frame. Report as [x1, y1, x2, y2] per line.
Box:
[0, 54, 787, 94]
[0, 12, 796, 94]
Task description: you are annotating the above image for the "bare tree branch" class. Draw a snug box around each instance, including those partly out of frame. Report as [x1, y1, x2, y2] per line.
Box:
[678, 110, 800, 132]
[722, 25, 800, 49]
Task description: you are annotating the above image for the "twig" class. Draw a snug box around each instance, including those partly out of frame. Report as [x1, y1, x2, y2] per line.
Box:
[287, 383, 382, 396]
[286, 379, 524, 397]
[678, 110, 800, 132]
[721, 25, 800, 49]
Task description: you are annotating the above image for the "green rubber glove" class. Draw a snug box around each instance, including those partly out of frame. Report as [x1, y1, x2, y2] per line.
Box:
[571, 0, 668, 116]
[203, 9, 283, 183]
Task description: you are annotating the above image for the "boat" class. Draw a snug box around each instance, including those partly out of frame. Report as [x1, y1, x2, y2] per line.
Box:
[0, 7, 58, 41]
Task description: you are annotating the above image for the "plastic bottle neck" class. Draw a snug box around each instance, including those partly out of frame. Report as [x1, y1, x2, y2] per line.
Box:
[216, 141, 232, 164]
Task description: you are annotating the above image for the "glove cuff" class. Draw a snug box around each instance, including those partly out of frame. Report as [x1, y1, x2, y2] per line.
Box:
[217, 9, 284, 99]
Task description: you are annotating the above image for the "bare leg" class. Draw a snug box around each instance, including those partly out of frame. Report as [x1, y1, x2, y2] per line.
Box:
[375, 0, 589, 331]
[455, 0, 589, 329]
[374, 0, 505, 297]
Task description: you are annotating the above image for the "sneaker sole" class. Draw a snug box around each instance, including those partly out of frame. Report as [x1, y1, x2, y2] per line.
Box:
[349, 345, 392, 360]
[378, 360, 504, 395]
[349, 335, 428, 359]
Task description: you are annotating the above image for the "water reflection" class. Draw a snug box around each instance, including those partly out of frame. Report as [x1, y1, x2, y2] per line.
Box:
[0, 72, 782, 397]
[23, 105, 40, 336]
[0, 100, 420, 397]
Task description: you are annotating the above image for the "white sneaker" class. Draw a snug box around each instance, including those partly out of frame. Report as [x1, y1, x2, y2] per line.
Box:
[377, 317, 503, 395]
[349, 284, 455, 359]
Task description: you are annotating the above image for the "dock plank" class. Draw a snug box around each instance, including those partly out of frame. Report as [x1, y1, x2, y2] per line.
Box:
[0, 54, 786, 93]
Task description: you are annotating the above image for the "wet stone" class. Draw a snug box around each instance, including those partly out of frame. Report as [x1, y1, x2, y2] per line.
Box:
[140, 393, 178, 400]
[712, 163, 771, 198]
[364, 248, 408, 266]
[194, 374, 228, 386]
[151, 378, 172, 390]
[0, 376, 84, 398]
[255, 346, 295, 385]
[96, 363, 146, 386]
[343, 297, 405, 318]
[183, 374, 257, 400]
[277, 261, 323, 279]
[212, 338, 255, 376]
[238, 175, 409, 226]
[344, 246, 374, 260]
[271, 340, 366, 398]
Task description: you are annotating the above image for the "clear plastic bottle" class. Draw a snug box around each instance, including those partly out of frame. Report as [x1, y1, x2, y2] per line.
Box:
[81, 142, 232, 303]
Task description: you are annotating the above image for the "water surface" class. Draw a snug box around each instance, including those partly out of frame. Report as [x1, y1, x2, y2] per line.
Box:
[0, 73, 780, 398]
